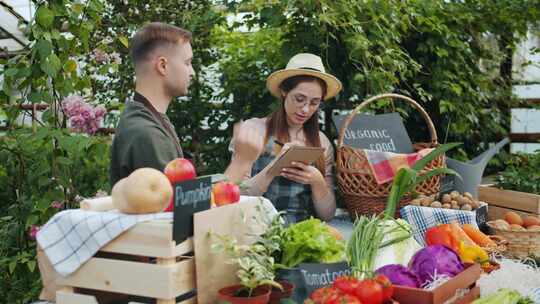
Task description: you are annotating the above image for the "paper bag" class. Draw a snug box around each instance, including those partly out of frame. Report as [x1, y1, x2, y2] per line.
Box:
[194, 196, 277, 304]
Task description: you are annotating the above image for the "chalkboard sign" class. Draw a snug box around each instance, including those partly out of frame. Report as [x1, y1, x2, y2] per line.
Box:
[333, 112, 414, 153]
[298, 262, 352, 295]
[173, 176, 212, 243]
[475, 204, 488, 233]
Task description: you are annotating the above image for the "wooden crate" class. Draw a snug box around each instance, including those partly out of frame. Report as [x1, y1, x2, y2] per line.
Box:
[392, 264, 481, 304]
[56, 219, 196, 304]
[478, 185, 540, 220]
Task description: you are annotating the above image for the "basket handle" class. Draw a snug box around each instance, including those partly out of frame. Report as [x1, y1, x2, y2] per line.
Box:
[337, 93, 438, 148]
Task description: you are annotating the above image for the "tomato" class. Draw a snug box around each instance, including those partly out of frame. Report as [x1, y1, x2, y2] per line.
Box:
[310, 286, 342, 304]
[333, 276, 360, 295]
[355, 279, 383, 304]
[375, 274, 394, 302]
[338, 294, 362, 304]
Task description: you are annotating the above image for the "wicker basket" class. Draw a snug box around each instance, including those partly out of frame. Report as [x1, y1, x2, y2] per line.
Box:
[482, 235, 508, 255]
[487, 222, 540, 259]
[336, 93, 445, 219]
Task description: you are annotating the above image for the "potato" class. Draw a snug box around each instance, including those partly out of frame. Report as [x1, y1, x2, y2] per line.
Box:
[463, 192, 473, 200]
[456, 196, 468, 206]
[441, 194, 452, 204]
[431, 201, 442, 208]
[442, 203, 452, 209]
[510, 224, 526, 231]
[461, 204, 472, 211]
[469, 199, 479, 209]
[420, 198, 432, 207]
[450, 191, 460, 199]
[451, 202, 460, 210]
[505, 211, 524, 226]
[410, 199, 421, 206]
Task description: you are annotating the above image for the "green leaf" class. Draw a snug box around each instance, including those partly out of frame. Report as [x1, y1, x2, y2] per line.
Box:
[40, 53, 62, 77]
[411, 143, 461, 171]
[36, 6, 55, 28]
[9, 261, 16, 274]
[416, 167, 461, 185]
[36, 40, 53, 59]
[28, 91, 43, 103]
[27, 214, 39, 226]
[72, 3, 84, 14]
[16, 67, 32, 78]
[64, 60, 77, 73]
[118, 35, 129, 48]
[27, 260, 36, 272]
[36, 199, 51, 211]
[4, 68, 18, 77]
[57, 156, 73, 166]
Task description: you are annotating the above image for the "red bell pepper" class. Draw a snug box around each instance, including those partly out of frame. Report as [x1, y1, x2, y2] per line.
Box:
[425, 224, 460, 252]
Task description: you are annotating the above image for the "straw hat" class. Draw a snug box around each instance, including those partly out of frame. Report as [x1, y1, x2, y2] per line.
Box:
[266, 53, 342, 101]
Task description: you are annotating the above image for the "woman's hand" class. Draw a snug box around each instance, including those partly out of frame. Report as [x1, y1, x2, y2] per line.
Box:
[233, 120, 265, 163]
[280, 161, 325, 186]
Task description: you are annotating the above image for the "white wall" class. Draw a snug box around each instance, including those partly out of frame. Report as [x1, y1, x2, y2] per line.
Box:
[514, 29, 540, 82]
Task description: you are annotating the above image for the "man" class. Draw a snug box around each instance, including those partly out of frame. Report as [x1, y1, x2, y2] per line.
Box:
[110, 22, 195, 187]
[37, 23, 195, 304]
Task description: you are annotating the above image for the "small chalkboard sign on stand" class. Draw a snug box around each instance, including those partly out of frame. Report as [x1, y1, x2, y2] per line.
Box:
[333, 112, 414, 153]
[173, 176, 212, 243]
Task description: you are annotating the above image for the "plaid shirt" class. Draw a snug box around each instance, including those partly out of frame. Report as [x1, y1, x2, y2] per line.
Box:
[252, 138, 314, 225]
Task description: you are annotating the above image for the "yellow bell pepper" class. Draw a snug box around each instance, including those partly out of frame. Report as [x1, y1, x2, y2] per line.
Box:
[458, 241, 489, 267]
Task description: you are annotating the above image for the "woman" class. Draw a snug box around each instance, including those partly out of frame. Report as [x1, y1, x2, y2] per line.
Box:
[225, 53, 342, 224]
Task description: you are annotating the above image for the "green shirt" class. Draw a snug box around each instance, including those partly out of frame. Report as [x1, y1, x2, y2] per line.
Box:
[109, 99, 183, 187]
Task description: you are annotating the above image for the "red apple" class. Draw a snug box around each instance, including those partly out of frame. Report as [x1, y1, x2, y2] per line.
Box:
[164, 158, 196, 184]
[212, 181, 240, 206]
[163, 158, 197, 212]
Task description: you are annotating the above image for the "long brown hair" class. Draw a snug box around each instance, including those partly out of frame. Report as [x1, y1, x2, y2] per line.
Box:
[265, 75, 327, 175]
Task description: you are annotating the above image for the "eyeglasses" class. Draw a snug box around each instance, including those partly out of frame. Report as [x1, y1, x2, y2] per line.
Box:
[293, 95, 322, 109]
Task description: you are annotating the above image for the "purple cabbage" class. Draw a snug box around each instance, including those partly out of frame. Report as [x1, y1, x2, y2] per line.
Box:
[409, 245, 464, 287]
[375, 264, 420, 288]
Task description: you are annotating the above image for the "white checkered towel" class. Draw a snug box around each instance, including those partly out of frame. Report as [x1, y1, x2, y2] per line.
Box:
[400, 205, 478, 246]
[36, 209, 172, 277]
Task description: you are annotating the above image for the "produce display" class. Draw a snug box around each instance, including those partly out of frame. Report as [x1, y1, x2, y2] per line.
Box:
[425, 223, 496, 269]
[409, 191, 483, 211]
[372, 220, 422, 270]
[163, 157, 241, 210]
[52, 137, 539, 304]
[488, 211, 540, 232]
[279, 218, 346, 268]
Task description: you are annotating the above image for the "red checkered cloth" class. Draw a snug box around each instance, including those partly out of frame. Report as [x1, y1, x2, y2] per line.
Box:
[364, 148, 434, 184]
